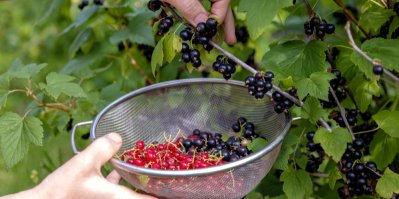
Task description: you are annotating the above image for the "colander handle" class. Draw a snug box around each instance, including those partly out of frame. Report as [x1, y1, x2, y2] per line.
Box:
[71, 121, 93, 154]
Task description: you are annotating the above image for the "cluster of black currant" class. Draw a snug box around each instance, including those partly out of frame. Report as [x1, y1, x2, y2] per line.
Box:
[179, 18, 219, 68]
[235, 26, 249, 44]
[180, 18, 218, 49]
[304, 16, 335, 39]
[138, 44, 154, 62]
[211, 55, 237, 80]
[332, 109, 358, 127]
[338, 139, 381, 198]
[157, 17, 174, 35]
[78, 0, 104, 10]
[304, 131, 325, 173]
[271, 89, 295, 114]
[321, 69, 348, 108]
[182, 117, 265, 162]
[181, 44, 202, 68]
[244, 72, 274, 100]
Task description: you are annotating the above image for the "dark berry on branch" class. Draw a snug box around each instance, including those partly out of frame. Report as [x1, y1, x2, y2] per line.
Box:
[232, 123, 241, 132]
[180, 30, 192, 41]
[325, 24, 335, 34]
[148, 0, 161, 11]
[372, 64, 383, 75]
[310, 16, 321, 28]
[206, 18, 218, 29]
[196, 22, 208, 34]
[190, 49, 200, 60]
[181, 43, 190, 53]
[254, 91, 265, 99]
[306, 131, 315, 140]
[223, 73, 232, 80]
[181, 53, 191, 63]
[264, 71, 274, 81]
[245, 76, 256, 86]
[212, 62, 220, 71]
[94, 0, 104, 6]
[192, 59, 202, 68]
[274, 104, 285, 114]
[272, 91, 283, 102]
[255, 72, 263, 80]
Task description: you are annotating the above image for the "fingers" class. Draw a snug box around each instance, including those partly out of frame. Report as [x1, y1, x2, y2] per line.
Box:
[106, 170, 121, 184]
[163, 0, 207, 25]
[210, 0, 230, 23]
[107, 184, 158, 199]
[223, 8, 236, 45]
[79, 133, 122, 169]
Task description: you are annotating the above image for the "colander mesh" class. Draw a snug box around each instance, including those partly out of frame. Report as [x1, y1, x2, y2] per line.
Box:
[92, 80, 289, 199]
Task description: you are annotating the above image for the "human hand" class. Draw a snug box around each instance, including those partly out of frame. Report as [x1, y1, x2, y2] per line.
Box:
[163, 0, 236, 44]
[3, 133, 155, 199]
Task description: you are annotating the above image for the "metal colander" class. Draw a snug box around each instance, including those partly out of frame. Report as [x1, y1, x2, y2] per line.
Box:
[71, 78, 292, 199]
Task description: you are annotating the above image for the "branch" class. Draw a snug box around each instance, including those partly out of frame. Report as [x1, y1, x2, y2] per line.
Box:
[333, 0, 369, 38]
[329, 87, 355, 140]
[310, 172, 330, 178]
[345, 22, 399, 83]
[39, 103, 72, 112]
[302, 0, 314, 17]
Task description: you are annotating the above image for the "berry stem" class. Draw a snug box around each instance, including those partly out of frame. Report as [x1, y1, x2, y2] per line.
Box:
[345, 22, 399, 83]
[328, 87, 355, 140]
[333, 0, 369, 38]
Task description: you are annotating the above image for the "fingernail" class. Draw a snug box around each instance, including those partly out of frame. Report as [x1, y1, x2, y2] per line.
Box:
[193, 13, 207, 25]
[106, 133, 122, 149]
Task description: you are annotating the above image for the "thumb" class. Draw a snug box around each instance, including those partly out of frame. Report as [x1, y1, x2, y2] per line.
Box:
[79, 133, 122, 169]
[164, 0, 208, 25]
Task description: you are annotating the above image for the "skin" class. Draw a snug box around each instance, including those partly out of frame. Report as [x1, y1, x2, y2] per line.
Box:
[1, 1, 234, 198]
[163, 0, 237, 44]
[1, 133, 155, 199]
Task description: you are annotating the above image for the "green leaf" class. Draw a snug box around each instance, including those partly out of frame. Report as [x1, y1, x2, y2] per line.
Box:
[110, 12, 156, 46]
[353, 80, 380, 112]
[43, 72, 87, 99]
[296, 72, 335, 101]
[8, 60, 47, 80]
[163, 33, 182, 63]
[359, 4, 394, 33]
[238, 0, 291, 39]
[376, 168, 399, 198]
[263, 40, 327, 79]
[69, 28, 93, 57]
[280, 168, 313, 199]
[351, 52, 374, 80]
[314, 128, 352, 162]
[61, 6, 98, 34]
[37, 0, 63, 24]
[247, 138, 268, 153]
[328, 167, 342, 189]
[301, 97, 326, 124]
[369, 132, 399, 168]
[373, 110, 399, 138]
[358, 38, 399, 71]
[244, 191, 263, 199]
[151, 37, 164, 76]
[0, 112, 43, 169]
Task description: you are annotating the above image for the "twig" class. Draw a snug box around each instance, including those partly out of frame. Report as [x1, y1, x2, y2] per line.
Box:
[333, 0, 369, 38]
[329, 87, 355, 140]
[345, 22, 399, 83]
[126, 50, 154, 84]
[310, 172, 330, 178]
[318, 118, 332, 132]
[379, 0, 388, 8]
[302, 0, 314, 16]
[353, 126, 380, 135]
[39, 103, 72, 112]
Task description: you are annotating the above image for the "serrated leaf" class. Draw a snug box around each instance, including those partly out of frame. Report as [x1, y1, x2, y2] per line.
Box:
[43, 72, 87, 99]
[244, 191, 263, 199]
[238, 0, 291, 39]
[8, 60, 47, 80]
[296, 72, 335, 101]
[301, 97, 326, 124]
[353, 79, 380, 112]
[373, 110, 399, 138]
[351, 52, 374, 80]
[151, 37, 164, 76]
[69, 28, 93, 57]
[329, 167, 342, 189]
[359, 4, 394, 33]
[247, 138, 268, 153]
[0, 112, 43, 169]
[376, 168, 399, 198]
[314, 128, 352, 162]
[110, 12, 156, 46]
[163, 33, 182, 63]
[369, 132, 399, 168]
[61, 6, 98, 34]
[358, 38, 399, 71]
[0, 88, 8, 109]
[263, 40, 327, 79]
[280, 168, 313, 199]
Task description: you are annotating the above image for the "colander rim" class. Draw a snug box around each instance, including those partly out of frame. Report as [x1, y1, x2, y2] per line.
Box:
[90, 78, 292, 177]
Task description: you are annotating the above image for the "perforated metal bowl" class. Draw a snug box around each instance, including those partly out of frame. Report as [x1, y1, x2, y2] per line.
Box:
[71, 78, 292, 199]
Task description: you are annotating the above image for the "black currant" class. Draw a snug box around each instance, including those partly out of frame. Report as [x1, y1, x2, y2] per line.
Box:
[163, 17, 173, 27]
[232, 123, 241, 132]
[206, 18, 218, 29]
[182, 139, 192, 149]
[148, 0, 161, 11]
[192, 59, 202, 68]
[180, 30, 192, 41]
[212, 62, 220, 71]
[274, 104, 285, 114]
[373, 64, 383, 75]
[237, 117, 247, 125]
[264, 71, 274, 81]
[394, 2, 399, 15]
[181, 43, 189, 53]
[196, 22, 207, 34]
[325, 24, 335, 34]
[254, 91, 265, 99]
[236, 146, 248, 156]
[245, 76, 256, 86]
[244, 122, 255, 130]
[190, 49, 200, 60]
[310, 17, 321, 28]
[181, 53, 191, 63]
[306, 131, 315, 140]
[272, 92, 283, 102]
[93, 0, 104, 6]
[353, 138, 364, 150]
[223, 73, 232, 80]
[193, 129, 201, 136]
